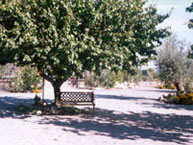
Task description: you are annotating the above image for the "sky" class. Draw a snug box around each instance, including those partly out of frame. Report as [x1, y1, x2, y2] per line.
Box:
[148, 0, 193, 43]
[142, 0, 193, 69]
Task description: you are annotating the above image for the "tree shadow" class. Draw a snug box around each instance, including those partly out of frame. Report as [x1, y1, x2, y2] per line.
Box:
[0, 96, 33, 118]
[1, 95, 193, 144]
[37, 108, 193, 144]
[0, 96, 53, 118]
[138, 89, 177, 94]
[141, 101, 193, 111]
[96, 94, 156, 101]
[96, 94, 193, 111]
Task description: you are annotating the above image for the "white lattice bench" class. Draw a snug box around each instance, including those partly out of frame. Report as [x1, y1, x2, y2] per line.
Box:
[56, 91, 95, 114]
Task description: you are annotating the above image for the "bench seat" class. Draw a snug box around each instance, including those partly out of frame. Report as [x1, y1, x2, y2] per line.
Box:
[56, 91, 95, 114]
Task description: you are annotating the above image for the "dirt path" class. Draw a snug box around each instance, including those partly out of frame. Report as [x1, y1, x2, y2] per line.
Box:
[0, 87, 193, 145]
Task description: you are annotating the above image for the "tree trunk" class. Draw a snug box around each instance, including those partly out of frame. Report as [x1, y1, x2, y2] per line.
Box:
[174, 81, 185, 95]
[52, 82, 62, 103]
[75, 77, 78, 88]
[40, 72, 67, 104]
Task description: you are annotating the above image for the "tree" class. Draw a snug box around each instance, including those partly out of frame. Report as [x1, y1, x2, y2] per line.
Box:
[0, 0, 169, 102]
[156, 36, 192, 94]
[186, 2, 193, 59]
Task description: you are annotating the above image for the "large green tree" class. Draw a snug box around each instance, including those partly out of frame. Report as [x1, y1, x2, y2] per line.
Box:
[0, 0, 169, 102]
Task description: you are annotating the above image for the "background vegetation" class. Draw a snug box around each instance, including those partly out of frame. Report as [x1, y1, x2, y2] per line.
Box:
[156, 36, 193, 94]
[10, 66, 41, 92]
[0, 65, 41, 92]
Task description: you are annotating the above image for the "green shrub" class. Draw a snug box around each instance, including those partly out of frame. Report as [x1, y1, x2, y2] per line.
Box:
[85, 70, 124, 88]
[11, 66, 41, 92]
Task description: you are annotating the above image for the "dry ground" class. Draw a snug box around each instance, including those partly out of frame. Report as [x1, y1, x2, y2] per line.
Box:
[0, 82, 193, 145]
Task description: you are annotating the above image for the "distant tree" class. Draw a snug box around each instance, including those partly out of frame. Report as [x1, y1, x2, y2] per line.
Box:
[141, 68, 159, 81]
[157, 36, 192, 94]
[186, 2, 193, 58]
[0, 0, 169, 102]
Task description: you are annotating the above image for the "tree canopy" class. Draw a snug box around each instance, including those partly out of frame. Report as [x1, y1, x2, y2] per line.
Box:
[0, 0, 169, 100]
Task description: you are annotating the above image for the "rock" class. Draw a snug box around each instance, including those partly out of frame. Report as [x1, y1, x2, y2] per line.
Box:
[36, 110, 42, 115]
[43, 101, 47, 106]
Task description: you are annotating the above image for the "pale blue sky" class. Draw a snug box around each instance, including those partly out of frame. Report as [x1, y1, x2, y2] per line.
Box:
[148, 0, 193, 43]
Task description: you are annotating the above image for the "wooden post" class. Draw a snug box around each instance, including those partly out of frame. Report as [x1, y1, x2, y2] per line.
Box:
[42, 78, 45, 102]
[76, 77, 79, 88]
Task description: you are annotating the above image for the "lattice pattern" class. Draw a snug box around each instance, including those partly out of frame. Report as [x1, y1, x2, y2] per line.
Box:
[59, 92, 94, 102]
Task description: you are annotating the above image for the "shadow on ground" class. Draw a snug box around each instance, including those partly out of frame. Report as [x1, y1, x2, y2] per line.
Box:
[0, 96, 52, 118]
[0, 96, 33, 118]
[1, 95, 193, 144]
[96, 94, 193, 111]
[96, 94, 156, 101]
[138, 89, 177, 94]
[141, 101, 193, 111]
[38, 108, 193, 144]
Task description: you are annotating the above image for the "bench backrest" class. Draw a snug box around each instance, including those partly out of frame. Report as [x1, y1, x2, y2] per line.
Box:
[59, 92, 94, 103]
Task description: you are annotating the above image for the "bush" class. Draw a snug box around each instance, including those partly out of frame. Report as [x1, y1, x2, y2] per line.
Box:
[157, 83, 177, 90]
[161, 93, 193, 105]
[85, 68, 160, 89]
[10, 66, 41, 92]
[157, 84, 166, 89]
[85, 70, 124, 88]
[32, 88, 41, 93]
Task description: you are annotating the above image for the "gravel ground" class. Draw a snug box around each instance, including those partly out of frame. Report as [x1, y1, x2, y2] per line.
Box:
[0, 82, 193, 145]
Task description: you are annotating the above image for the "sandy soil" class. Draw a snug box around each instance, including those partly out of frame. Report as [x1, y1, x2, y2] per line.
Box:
[0, 83, 193, 145]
